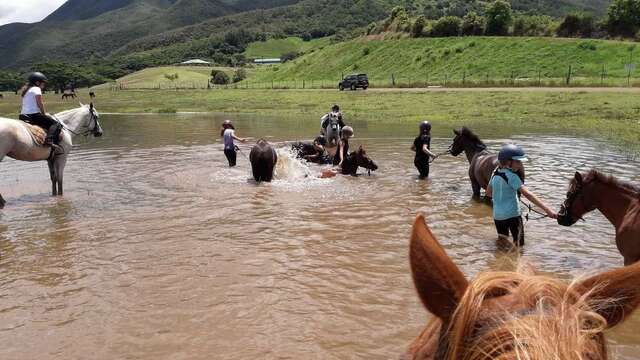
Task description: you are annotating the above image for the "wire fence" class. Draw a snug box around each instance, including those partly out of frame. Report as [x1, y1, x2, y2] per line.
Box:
[109, 65, 640, 90]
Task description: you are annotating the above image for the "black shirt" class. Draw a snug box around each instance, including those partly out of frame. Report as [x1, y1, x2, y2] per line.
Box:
[414, 135, 431, 161]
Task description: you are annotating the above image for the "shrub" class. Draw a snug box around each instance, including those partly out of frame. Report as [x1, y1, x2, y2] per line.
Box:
[232, 68, 246, 83]
[362, 47, 370, 56]
[557, 13, 595, 37]
[164, 73, 179, 81]
[432, 16, 462, 37]
[281, 52, 301, 62]
[578, 41, 597, 50]
[606, 0, 640, 37]
[462, 11, 485, 36]
[485, 0, 512, 36]
[412, 15, 427, 37]
[211, 71, 230, 85]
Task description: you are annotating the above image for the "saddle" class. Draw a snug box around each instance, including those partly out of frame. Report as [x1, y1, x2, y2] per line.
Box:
[23, 123, 47, 147]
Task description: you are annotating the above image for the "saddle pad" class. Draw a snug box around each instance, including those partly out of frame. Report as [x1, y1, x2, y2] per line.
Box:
[24, 123, 47, 147]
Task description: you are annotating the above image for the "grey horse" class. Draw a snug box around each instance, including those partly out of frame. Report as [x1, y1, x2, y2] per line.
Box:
[320, 113, 341, 146]
[249, 139, 278, 182]
[0, 103, 103, 208]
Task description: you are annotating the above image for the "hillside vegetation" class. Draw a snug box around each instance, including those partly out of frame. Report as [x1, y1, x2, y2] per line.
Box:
[243, 37, 330, 59]
[248, 37, 640, 85]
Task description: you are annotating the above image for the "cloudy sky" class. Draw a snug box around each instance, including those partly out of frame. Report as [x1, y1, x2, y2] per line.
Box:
[0, 0, 67, 26]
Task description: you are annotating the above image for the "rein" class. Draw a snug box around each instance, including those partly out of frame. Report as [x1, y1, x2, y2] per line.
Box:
[53, 110, 98, 137]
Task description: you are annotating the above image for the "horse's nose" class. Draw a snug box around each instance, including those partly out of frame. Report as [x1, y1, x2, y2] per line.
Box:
[95, 130, 103, 137]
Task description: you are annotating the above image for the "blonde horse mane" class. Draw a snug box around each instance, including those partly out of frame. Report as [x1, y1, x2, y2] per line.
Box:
[443, 268, 608, 360]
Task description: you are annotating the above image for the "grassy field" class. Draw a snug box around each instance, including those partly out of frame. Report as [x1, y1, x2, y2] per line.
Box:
[243, 37, 330, 59]
[1, 87, 639, 153]
[248, 37, 640, 87]
[96, 65, 251, 90]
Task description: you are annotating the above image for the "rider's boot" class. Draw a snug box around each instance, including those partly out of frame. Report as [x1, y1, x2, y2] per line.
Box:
[45, 124, 63, 153]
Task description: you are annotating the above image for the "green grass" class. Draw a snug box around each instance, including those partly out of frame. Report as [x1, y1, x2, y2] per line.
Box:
[98, 66, 249, 90]
[1, 87, 639, 153]
[244, 37, 330, 59]
[247, 37, 640, 86]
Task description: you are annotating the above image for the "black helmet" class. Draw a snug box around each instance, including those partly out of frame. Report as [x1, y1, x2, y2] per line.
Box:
[331, 104, 340, 112]
[28, 72, 47, 85]
[314, 135, 327, 146]
[419, 121, 432, 133]
[498, 144, 528, 162]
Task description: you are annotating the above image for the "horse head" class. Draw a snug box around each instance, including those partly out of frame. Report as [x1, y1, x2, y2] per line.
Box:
[353, 146, 378, 171]
[557, 171, 600, 226]
[405, 214, 640, 360]
[57, 103, 103, 138]
[450, 127, 486, 156]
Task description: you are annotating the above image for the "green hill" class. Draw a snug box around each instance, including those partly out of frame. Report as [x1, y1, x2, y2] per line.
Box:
[99, 65, 250, 89]
[243, 37, 330, 59]
[247, 37, 640, 86]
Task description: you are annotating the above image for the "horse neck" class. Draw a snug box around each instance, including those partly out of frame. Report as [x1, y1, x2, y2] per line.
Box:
[55, 108, 87, 133]
[463, 143, 484, 163]
[590, 180, 635, 228]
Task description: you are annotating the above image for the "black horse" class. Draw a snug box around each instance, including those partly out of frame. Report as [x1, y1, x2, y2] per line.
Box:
[250, 139, 278, 182]
[340, 146, 378, 176]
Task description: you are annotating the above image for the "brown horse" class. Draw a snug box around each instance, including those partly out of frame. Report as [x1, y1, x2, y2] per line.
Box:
[404, 214, 640, 360]
[558, 170, 640, 265]
[249, 139, 277, 182]
[449, 127, 524, 198]
[320, 146, 378, 178]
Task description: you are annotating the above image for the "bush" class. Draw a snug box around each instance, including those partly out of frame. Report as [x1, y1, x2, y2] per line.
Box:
[578, 41, 597, 50]
[412, 15, 427, 37]
[462, 11, 485, 36]
[432, 16, 462, 37]
[362, 47, 370, 56]
[232, 68, 246, 83]
[281, 51, 301, 62]
[557, 13, 595, 38]
[164, 73, 179, 81]
[211, 71, 230, 85]
[606, 0, 640, 37]
[485, 0, 512, 36]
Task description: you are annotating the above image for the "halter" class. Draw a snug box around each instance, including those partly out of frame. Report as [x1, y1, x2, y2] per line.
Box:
[559, 179, 586, 224]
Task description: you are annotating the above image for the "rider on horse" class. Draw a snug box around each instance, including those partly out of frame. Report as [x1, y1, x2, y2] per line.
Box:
[320, 104, 346, 136]
[19, 72, 62, 148]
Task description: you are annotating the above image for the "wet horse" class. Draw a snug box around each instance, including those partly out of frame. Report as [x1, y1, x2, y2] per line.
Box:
[322, 113, 341, 146]
[0, 103, 103, 208]
[404, 214, 640, 360]
[449, 127, 524, 198]
[249, 139, 277, 182]
[320, 146, 378, 178]
[558, 170, 640, 265]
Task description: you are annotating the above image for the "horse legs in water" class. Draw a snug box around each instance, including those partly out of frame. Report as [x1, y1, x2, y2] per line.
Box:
[47, 159, 57, 196]
[47, 156, 67, 196]
[471, 177, 481, 198]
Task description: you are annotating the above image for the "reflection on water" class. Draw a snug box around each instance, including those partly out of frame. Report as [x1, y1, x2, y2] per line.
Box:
[0, 113, 638, 359]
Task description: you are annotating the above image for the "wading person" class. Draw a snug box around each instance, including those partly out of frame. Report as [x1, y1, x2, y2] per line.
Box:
[19, 72, 62, 148]
[333, 126, 354, 168]
[220, 120, 246, 167]
[411, 121, 438, 179]
[487, 144, 557, 247]
[292, 135, 329, 164]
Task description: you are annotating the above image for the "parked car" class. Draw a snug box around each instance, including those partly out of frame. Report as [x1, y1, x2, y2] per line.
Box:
[338, 73, 369, 91]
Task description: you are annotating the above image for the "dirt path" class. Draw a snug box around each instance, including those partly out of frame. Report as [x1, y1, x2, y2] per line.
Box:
[366, 87, 640, 93]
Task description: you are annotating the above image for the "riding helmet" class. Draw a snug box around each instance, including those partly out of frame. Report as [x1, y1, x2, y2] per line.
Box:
[419, 121, 432, 133]
[314, 135, 327, 146]
[498, 144, 528, 162]
[342, 126, 354, 138]
[222, 119, 235, 129]
[28, 72, 47, 85]
[331, 104, 340, 112]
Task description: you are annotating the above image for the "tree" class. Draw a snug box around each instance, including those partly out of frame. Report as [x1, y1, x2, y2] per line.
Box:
[233, 68, 246, 83]
[557, 13, 594, 38]
[432, 16, 462, 37]
[462, 11, 485, 36]
[485, 0, 512, 36]
[412, 15, 427, 37]
[606, 0, 640, 37]
[211, 70, 230, 85]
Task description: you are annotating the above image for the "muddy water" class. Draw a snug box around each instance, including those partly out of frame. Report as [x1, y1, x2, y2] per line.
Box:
[0, 113, 638, 359]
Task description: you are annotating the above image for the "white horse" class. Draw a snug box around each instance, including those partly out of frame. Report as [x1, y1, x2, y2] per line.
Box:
[0, 103, 103, 208]
[320, 112, 341, 146]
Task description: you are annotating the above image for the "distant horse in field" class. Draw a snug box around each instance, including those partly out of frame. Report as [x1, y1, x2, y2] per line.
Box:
[0, 94, 4, 99]
[449, 127, 524, 198]
[89, 91, 96, 99]
[61, 92, 77, 100]
[403, 213, 640, 360]
[250, 139, 277, 182]
[320, 146, 378, 178]
[558, 170, 640, 265]
[0, 103, 103, 208]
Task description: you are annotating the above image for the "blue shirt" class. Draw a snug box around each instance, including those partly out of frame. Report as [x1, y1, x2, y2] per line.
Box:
[490, 168, 523, 221]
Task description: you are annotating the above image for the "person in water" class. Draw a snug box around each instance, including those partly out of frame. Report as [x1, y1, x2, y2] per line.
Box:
[292, 135, 329, 164]
[333, 126, 354, 167]
[18, 72, 62, 148]
[487, 144, 557, 247]
[320, 104, 346, 136]
[220, 120, 246, 167]
[411, 121, 438, 179]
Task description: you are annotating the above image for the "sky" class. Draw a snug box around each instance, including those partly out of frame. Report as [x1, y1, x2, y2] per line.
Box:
[0, 0, 68, 26]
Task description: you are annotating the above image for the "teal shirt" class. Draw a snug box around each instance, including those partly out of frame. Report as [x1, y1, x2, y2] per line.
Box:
[490, 168, 523, 221]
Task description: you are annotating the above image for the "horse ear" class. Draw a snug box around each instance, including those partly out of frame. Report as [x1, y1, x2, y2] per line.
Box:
[575, 172, 583, 185]
[575, 261, 640, 328]
[453, 129, 460, 136]
[410, 214, 468, 322]
[90, 102, 94, 110]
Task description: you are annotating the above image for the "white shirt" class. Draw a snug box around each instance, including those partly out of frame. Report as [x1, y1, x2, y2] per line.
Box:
[21, 86, 42, 115]
[223, 129, 235, 150]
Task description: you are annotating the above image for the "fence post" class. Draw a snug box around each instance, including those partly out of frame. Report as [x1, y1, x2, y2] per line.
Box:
[462, 70, 466, 86]
[444, 73, 448, 87]
[391, 73, 395, 87]
[601, 64, 605, 86]
[566, 65, 572, 86]
[538, 70, 541, 87]
[303, 79, 305, 89]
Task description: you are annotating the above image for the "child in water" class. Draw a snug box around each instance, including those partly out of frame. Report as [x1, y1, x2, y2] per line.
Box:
[220, 120, 246, 167]
[411, 121, 438, 179]
[487, 144, 557, 247]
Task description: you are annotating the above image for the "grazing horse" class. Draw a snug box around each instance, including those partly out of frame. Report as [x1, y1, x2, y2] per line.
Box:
[404, 214, 640, 360]
[61, 92, 77, 100]
[89, 91, 96, 99]
[249, 139, 278, 182]
[0, 103, 103, 208]
[322, 113, 341, 146]
[558, 170, 640, 265]
[449, 127, 524, 198]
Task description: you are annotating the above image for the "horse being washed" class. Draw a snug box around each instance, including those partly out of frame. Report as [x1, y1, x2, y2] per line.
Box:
[558, 170, 640, 265]
[449, 127, 524, 198]
[0, 103, 103, 208]
[404, 214, 640, 360]
[320, 146, 378, 178]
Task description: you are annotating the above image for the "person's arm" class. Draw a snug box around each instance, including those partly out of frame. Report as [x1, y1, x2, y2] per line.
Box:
[36, 94, 46, 114]
[338, 140, 344, 166]
[520, 186, 558, 219]
[422, 144, 437, 158]
[486, 182, 493, 198]
[232, 133, 247, 142]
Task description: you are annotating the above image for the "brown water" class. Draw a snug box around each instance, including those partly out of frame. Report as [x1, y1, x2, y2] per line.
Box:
[0, 113, 639, 359]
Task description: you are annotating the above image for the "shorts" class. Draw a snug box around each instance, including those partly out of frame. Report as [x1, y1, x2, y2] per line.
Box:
[494, 216, 524, 246]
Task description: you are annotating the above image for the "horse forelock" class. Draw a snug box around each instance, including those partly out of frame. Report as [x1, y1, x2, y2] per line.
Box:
[435, 268, 608, 360]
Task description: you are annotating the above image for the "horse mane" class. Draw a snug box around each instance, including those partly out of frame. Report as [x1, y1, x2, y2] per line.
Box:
[441, 266, 608, 360]
[583, 169, 640, 196]
[460, 127, 487, 151]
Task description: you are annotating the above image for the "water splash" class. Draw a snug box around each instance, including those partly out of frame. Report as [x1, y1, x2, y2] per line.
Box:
[274, 147, 315, 180]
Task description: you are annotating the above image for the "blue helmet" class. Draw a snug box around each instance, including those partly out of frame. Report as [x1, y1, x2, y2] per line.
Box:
[498, 144, 528, 162]
[419, 121, 431, 133]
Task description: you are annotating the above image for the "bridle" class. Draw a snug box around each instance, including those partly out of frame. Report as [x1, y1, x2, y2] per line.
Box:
[56, 107, 101, 137]
[559, 179, 586, 224]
